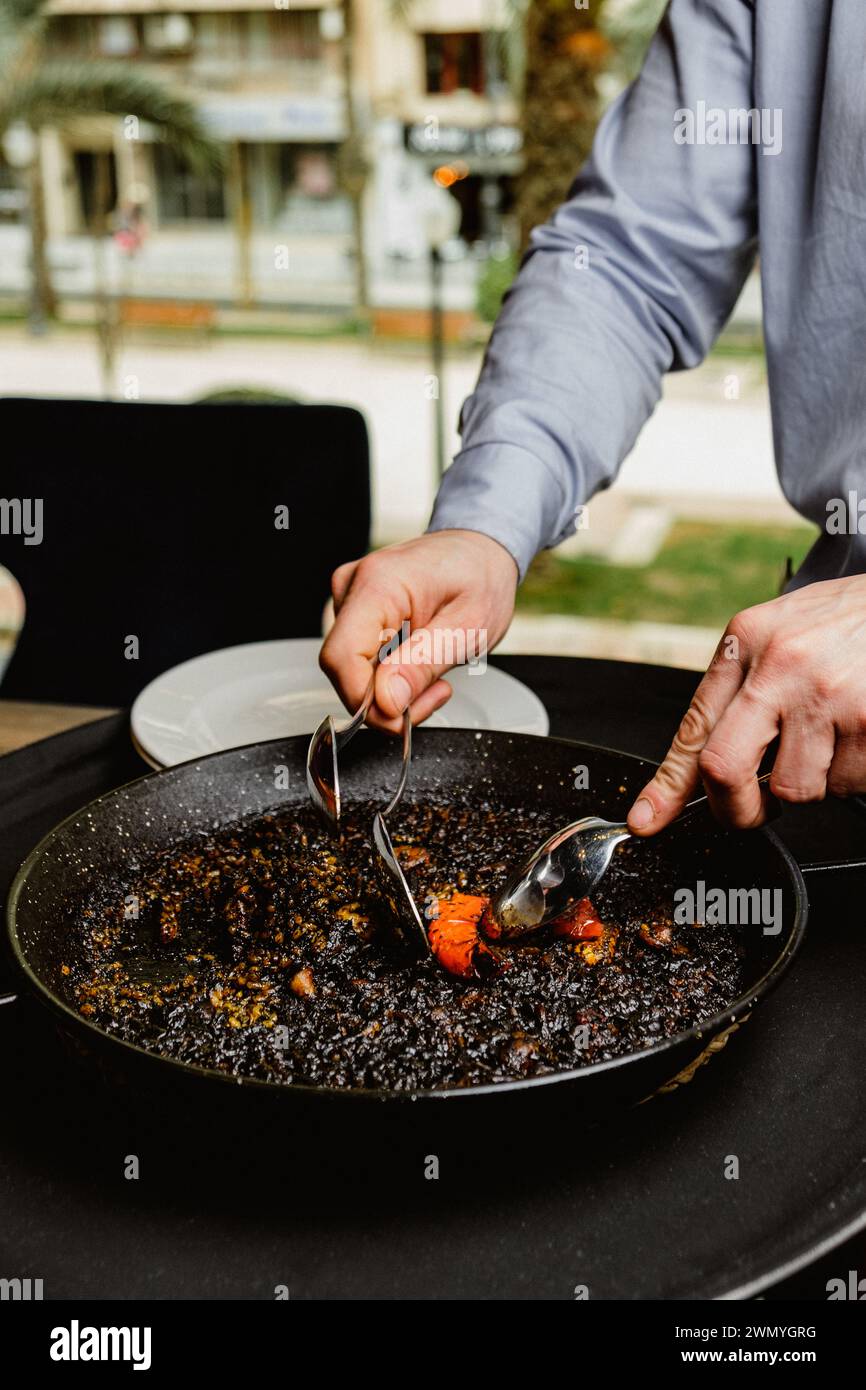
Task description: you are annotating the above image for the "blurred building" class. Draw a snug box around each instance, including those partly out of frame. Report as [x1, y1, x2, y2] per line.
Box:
[364, 0, 521, 261]
[14, 0, 522, 304]
[39, 1, 349, 238]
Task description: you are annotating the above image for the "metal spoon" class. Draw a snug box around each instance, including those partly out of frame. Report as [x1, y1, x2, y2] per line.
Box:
[371, 714, 431, 954]
[488, 773, 774, 939]
[305, 644, 429, 952]
[306, 666, 377, 831]
[307, 629, 405, 829]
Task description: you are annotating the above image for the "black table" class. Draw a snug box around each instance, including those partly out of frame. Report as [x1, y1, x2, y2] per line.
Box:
[1, 656, 864, 1299]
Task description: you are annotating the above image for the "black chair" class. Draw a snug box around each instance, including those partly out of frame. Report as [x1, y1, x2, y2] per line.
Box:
[0, 397, 370, 706]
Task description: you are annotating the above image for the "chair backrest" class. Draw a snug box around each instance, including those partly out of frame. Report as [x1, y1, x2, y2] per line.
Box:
[0, 397, 370, 706]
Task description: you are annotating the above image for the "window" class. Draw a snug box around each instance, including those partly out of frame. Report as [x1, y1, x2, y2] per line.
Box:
[279, 144, 337, 199]
[45, 15, 98, 58]
[194, 13, 244, 60]
[154, 144, 225, 221]
[73, 150, 118, 230]
[0, 157, 26, 222]
[424, 32, 483, 96]
[194, 12, 320, 64]
[273, 144, 349, 233]
[98, 16, 138, 57]
[143, 13, 194, 54]
[267, 10, 321, 60]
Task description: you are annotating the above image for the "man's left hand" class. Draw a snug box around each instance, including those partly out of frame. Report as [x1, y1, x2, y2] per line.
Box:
[627, 575, 866, 834]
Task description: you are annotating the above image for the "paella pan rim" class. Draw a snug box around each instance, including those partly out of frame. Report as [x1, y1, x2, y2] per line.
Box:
[5, 729, 809, 1103]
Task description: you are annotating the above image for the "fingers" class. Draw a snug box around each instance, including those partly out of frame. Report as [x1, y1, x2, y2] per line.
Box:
[696, 684, 780, 828]
[320, 531, 519, 735]
[631, 579, 866, 830]
[770, 709, 835, 804]
[826, 731, 866, 799]
[372, 606, 481, 720]
[320, 553, 472, 732]
[629, 668, 832, 835]
[331, 559, 360, 614]
[627, 639, 746, 834]
[405, 679, 454, 726]
[364, 678, 454, 735]
[319, 559, 407, 714]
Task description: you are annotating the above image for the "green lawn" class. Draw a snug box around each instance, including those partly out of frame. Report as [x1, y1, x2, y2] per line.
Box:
[517, 521, 817, 628]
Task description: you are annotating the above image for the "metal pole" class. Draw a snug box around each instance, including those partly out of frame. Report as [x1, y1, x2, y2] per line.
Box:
[340, 0, 369, 318]
[231, 141, 253, 308]
[431, 244, 445, 481]
[25, 157, 50, 333]
[92, 149, 118, 399]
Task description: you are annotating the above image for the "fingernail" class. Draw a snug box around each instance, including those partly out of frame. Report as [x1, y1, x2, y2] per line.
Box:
[389, 673, 412, 713]
[629, 798, 654, 830]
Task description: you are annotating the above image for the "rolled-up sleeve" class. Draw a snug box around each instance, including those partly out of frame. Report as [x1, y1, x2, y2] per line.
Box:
[428, 0, 759, 579]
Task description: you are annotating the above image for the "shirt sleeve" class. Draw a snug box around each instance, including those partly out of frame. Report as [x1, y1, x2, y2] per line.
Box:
[427, 0, 759, 580]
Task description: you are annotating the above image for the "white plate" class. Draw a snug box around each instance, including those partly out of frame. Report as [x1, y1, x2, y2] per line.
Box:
[131, 638, 549, 768]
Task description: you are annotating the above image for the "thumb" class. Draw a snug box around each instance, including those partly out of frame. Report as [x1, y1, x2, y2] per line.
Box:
[628, 648, 746, 835]
[374, 614, 484, 718]
[627, 758, 703, 836]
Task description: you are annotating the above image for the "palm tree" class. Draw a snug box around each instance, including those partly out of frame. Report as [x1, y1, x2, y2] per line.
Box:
[383, 1, 613, 256]
[517, 0, 612, 248]
[0, 0, 223, 322]
[337, 0, 369, 319]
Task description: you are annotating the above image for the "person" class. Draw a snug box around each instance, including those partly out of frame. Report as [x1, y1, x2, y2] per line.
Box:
[113, 201, 147, 257]
[321, 0, 866, 838]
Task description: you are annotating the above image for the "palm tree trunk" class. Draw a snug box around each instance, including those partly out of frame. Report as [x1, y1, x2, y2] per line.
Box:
[230, 141, 254, 307]
[517, 0, 611, 249]
[27, 144, 56, 323]
[339, 0, 369, 318]
[92, 149, 118, 397]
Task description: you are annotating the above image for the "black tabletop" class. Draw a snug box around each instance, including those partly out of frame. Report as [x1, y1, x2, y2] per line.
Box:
[1, 655, 864, 1300]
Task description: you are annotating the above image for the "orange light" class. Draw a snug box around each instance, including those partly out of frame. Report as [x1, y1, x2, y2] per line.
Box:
[433, 165, 457, 188]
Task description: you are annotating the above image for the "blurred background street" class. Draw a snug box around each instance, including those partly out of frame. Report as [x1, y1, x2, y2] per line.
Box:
[0, 0, 814, 678]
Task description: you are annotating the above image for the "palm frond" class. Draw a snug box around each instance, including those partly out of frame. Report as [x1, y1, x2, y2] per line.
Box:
[1, 62, 224, 173]
[495, 0, 530, 96]
[0, 0, 44, 53]
[0, 0, 46, 77]
[0, 0, 46, 23]
[384, 0, 413, 21]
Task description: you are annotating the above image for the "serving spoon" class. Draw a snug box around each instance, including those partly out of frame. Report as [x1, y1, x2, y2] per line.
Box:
[305, 644, 431, 954]
[488, 773, 774, 939]
[307, 629, 407, 829]
[306, 666, 379, 830]
[371, 715, 431, 954]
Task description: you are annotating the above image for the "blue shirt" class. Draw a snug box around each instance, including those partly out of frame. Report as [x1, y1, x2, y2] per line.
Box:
[429, 0, 866, 587]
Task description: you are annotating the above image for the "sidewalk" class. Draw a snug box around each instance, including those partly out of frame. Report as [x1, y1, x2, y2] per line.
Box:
[498, 612, 717, 672]
[0, 319, 791, 677]
[0, 324, 797, 547]
[0, 225, 478, 312]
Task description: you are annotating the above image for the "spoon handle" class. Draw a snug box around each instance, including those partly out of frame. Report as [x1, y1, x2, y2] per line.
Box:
[675, 771, 773, 826]
[382, 710, 412, 818]
[333, 623, 410, 749]
[334, 668, 376, 748]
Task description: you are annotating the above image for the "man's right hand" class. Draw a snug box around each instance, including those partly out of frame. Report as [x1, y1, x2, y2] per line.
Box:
[319, 529, 519, 733]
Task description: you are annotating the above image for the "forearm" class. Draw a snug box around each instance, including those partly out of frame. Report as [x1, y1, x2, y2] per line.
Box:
[429, 0, 759, 579]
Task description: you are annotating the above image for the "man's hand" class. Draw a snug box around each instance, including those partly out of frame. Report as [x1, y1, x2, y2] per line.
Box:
[627, 575, 866, 835]
[319, 529, 519, 733]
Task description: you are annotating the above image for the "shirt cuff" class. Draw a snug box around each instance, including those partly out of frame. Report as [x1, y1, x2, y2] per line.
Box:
[426, 443, 578, 582]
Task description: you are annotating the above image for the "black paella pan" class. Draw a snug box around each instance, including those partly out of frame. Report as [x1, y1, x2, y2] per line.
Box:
[4, 728, 810, 1114]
